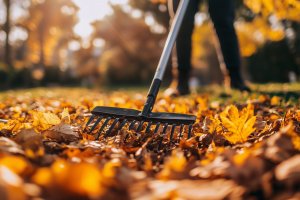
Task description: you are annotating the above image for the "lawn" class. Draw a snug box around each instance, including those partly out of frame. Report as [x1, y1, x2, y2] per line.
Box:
[0, 84, 299, 200]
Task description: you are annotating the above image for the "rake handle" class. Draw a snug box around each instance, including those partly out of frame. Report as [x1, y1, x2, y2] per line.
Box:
[141, 0, 190, 117]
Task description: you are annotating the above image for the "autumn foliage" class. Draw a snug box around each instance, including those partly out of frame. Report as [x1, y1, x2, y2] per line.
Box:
[0, 88, 299, 199]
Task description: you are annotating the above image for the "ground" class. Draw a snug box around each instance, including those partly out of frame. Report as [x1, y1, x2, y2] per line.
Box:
[0, 84, 300, 200]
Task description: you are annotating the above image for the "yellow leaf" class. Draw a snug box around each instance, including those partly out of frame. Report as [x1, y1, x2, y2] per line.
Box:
[0, 122, 4, 130]
[31, 111, 61, 131]
[158, 149, 186, 180]
[0, 156, 28, 175]
[295, 110, 300, 122]
[102, 159, 121, 179]
[205, 116, 222, 134]
[66, 163, 103, 196]
[271, 96, 281, 106]
[25, 147, 44, 159]
[220, 104, 256, 144]
[31, 168, 52, 186]
[61, 108, 71, 123]
[285, 123, 300, 151]
[0, 119, 31, 133]
[233, 150, 251, 166]
[227, 105, 239, 122]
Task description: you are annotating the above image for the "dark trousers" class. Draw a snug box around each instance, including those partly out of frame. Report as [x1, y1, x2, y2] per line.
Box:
[170, 0, 242, 78]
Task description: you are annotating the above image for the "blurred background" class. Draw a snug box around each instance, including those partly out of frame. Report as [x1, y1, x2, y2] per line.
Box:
[0, 0, 300, 89]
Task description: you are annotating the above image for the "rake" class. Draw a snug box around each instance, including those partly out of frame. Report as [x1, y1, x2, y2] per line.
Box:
[85, 0, 196, 140]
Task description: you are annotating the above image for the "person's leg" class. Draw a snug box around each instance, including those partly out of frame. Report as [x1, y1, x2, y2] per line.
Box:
[168, 0, 200, 95]
[208, 0, 250, 91]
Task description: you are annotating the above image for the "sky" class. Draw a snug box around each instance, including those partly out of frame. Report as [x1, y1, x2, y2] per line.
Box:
[0, 0, 128, 43]
[72, 0, 128, 39]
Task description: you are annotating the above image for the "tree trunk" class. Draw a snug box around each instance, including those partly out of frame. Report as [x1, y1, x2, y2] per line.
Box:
[4, 0, 13, 71]
[38, 12, 46, 69]
[39, 31, 45, 68]
[3, 0, 14, 88]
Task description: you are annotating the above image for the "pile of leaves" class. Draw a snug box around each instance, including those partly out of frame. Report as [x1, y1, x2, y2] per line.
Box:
[0, 88, 300, 200]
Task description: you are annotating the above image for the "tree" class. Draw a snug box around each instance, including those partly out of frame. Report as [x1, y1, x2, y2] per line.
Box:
[3, 0, 13, 73]
[90, 5, 165, 84]
[18, 0, 78, 69]
[129, 0, 169, 28]
[238, 0, 300, 81]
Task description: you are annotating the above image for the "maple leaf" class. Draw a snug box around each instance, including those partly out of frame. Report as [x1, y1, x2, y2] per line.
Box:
[204, 115, 222, 134]
[30, 111, 61, 131]
[219, 104, 256, 144]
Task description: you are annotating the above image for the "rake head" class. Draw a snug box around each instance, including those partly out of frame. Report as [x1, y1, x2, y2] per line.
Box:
[84, 106, 196, 140]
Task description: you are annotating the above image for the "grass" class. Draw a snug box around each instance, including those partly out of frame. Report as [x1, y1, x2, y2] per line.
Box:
[0, 83, 299, 104]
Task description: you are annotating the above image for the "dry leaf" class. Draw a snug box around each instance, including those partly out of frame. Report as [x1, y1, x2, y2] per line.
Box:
[31, 111, 61, 131]
[220, 104, 256, 144]
[60, 108, 71, 123]
[0, 137, 24, 155]
[275, 155, 300, 185]
[0, 166, 26, 200]
[44, 123, 79, 143]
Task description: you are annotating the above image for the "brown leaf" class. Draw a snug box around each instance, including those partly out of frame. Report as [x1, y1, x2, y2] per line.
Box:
[0, 166, 26, 200]
[0, 137, 24, 155]
[275, 155, 300, 186]
[44, 123, 79, 143]
[131, 179, 245, 200]
[15, 129, 43, 152]
[263, 131, 295, 163]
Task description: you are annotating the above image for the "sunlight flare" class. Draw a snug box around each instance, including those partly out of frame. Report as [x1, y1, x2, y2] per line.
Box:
[72, 0, 128, 38]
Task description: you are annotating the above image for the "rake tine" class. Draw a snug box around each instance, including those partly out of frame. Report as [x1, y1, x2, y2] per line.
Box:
[105, 118, 119, 137]
[179, 124, 184, 139]
[162, 123, 168, 136]
[132, 121, 140, 131]
[89, 116, 103, 133]
[188, 124, 193, 138]
[158, 123, 168, 150]
[136, 121, 144, 132]
[117, 119, 127, 132]
[85, 115, 95, 130]
[95, 117, 111, 139]
[169, 124, 176, 140]
[128, 120, 136, 130]
[154, 122, 161, 134]
[145, 122, 153, 133]
[124, 133, 131, 143]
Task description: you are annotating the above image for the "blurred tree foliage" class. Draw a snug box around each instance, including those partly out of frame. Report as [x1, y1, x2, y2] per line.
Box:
[1, 0, 79, 88]
[129, 0, 169, 28]
[239, 0, 300, 82]
[90, 5, 165, 84]
[1, 0, 300, 88]
[18, 0, 78, 74]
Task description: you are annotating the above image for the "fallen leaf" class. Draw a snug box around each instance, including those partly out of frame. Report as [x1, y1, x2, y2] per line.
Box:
[31, 111, 61, 131]
[0, 166, 26, 200]
[0, 137, 24, 155]
[44, 123, 79, 143]
[275, 155, 300, 186]
[60, 108, 71, 123]
[220, 104, 256, 144]
[0, 156, 29, 175]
